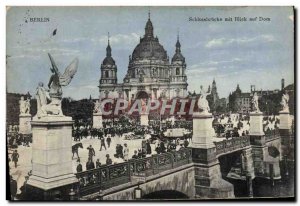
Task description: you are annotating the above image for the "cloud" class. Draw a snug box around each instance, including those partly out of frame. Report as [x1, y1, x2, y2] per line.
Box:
[9, 54, 40, 59]
[205, 34, 276, 48]
[91, 33, 140, 47]
[186, 67, 218, 76]
[195, 58, 243, 66]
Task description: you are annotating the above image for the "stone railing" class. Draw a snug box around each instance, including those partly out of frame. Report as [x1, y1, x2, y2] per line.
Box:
[76, 148, 192, 196]
[214, 136, 250, 156]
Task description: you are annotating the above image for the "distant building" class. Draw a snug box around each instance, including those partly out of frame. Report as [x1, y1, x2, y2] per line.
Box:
[229, 79, 284, 114]
[98, 13, 188, 101]
[207, 79, 221, 112]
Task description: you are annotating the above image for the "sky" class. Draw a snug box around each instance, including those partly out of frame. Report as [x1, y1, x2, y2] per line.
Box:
[6, 6, 294, 100]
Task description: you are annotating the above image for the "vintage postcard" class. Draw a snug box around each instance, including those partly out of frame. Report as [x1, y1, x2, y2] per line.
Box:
[6, 6, 295, 201]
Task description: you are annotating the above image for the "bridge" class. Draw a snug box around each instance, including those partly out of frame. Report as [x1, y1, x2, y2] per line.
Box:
[74, 133, 282, 200]
[25, 110, 294, 200]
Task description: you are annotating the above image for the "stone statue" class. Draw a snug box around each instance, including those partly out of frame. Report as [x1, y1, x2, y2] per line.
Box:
[35, 82, 51, 117]
[198, 86, 210, 114]
[141, 98, 147, 113]
[93, 100, 101, 114]
[25, 98, 30, 114]
[251, 92, 260, 112]
[280, 92, 289, 112]
[19, 96, 30, 114]
[35, 53, 79, 118]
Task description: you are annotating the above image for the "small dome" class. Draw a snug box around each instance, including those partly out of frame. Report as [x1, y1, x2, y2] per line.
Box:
[172, 52, 185, 62]
[103, 56, 115, 65]
[102, 41, 115, 65]
[172, 38, 185, 62]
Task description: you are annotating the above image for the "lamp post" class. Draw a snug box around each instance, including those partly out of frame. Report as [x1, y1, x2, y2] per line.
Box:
[246, 174, 253, 198]
[284, 155, 289, 176]
[134, 182, 143, 200]
[69, 188, 76, 201]
[98, 189, 104, 200]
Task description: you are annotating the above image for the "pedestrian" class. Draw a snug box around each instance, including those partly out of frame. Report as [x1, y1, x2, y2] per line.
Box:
[106, 135, 111, 148]
[106, 154, 112, 165]
[96, 159, 101, 168]
[132, 150, 138, 159]
[138, 149, 143, 158]
[123, 143, 129, 161]
[11, 150, 19, 168]
[100, 136, 107, 151]
[184, 139, 189, 148]
[160, 141, 166, 153]
[86, 158, 95, 170]
[146, 140, 152, 155]
[76, 161, 83, 173]
[10, 176, 17, 200]
[155, 143, 161, 154]
[87, 145, 95, 160]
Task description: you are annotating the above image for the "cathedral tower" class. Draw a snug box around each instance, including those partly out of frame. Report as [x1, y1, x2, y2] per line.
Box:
[99, 34, 118, 98]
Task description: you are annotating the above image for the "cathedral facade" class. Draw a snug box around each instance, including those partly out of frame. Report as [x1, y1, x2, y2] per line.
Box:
[98, 14, 188, 101]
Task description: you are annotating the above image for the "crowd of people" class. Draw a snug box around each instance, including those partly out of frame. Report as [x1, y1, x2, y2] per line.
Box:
[213, 113, 281, 138]
[71, 117, 194, 173]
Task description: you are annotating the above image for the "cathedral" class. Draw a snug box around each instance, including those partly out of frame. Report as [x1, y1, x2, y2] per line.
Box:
[98, 13, 188, 101]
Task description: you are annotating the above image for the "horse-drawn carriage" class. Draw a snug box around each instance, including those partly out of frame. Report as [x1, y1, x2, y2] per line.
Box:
[123, 132, 144, 140]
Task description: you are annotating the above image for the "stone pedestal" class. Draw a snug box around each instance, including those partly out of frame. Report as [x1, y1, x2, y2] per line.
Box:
[279, 111, 294, 161]
[242, 147, 255, 178]
[19, 114, 32, 134]
[191, 112, 215, 149]
[249, 112, 264, 136]
[279, 111, 291, 130]
[93, 113, 103, 129]
[27, 115, 77, 191]
[194, 161, 235, 199]
[140, 113, 149, 126]
[191, 112, 234, 199]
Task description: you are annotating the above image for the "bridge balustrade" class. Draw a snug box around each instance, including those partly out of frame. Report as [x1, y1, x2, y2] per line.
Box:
[265, 130, 280, 142]
[76, 148, 192, 196]
[214, 136, 250, 156]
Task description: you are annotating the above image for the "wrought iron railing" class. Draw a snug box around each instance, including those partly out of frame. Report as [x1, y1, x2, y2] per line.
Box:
[76, 148, 192, 196]
[265, 133, 280, 142]
[214, 136, 250, 156]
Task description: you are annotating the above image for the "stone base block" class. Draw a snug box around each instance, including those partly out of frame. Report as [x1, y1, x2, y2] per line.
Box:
[242, 147, 255, 178]
[250, 135, 265, 146]
[28, 115, 76, 191]
[27, 173, 78, 191]
[264, 161, 281, 180]
[195, 182, 235, 199]
[279, 111, 291, 130]
[249, 112, 264, 136]
[19, 114, 32, 134]
[194, 162, 235, 199]
[140, 113, 149, 126]
[191, 147, 216, 164]
[192, 112, 214, 147]
[93, 113, 103, 128]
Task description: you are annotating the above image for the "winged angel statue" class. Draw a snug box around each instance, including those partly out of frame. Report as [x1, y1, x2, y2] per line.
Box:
[36, 53, 78, 118]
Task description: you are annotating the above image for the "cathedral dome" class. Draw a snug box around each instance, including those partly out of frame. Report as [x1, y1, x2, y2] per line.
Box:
[131, 16, 168, 61]
[132, 37, 168, 61]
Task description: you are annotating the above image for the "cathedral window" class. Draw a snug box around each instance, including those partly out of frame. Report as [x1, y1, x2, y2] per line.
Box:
[176, 67, 180, 75]
[105, 71, 109, 78]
